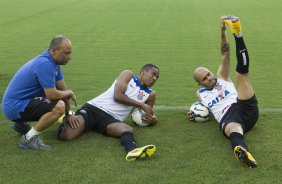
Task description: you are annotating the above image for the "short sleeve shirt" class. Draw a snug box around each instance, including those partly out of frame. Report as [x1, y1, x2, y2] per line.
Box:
[2, 49, 63, 120]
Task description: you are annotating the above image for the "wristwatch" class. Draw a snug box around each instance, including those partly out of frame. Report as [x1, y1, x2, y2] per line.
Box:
[65, 110, 74, 116]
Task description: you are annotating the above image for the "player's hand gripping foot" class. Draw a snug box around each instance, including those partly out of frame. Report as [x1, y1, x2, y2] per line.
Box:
[126, 145, 156, 161]
[234, 146, 257, 168]
[223, 15, 241, 34]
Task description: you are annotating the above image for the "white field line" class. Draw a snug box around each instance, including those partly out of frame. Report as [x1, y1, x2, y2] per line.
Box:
[154, 105, 282, 113]
[1, 103, 279, 113]
[69, 105, 282, 113]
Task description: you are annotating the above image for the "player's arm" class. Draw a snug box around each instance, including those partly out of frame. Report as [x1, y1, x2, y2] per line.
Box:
[196, 91, 202, 101]
[142, 91, 158, 125]
[56, 79, 78, 112]
[37, 63, 78, 107]
[217, 16, 231, 81]
[114, 70, 153, 114]
[54, 80, 80, 128]
[56, 80, 70, 113]
[45, 85, 80, 128]
[44, 86, 77, 108]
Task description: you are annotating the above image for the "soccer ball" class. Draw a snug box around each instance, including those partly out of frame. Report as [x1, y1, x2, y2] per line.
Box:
[131, 108, 149, 126]
[189, 102, 210, 122]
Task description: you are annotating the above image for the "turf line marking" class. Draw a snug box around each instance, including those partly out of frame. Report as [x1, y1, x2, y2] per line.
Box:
[154, 105, 282, 113]
[68, 104, 282, 113]
[0, 103, 281, 113]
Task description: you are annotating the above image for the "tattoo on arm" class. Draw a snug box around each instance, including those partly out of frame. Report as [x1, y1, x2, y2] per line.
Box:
[221, 42, 230, 53]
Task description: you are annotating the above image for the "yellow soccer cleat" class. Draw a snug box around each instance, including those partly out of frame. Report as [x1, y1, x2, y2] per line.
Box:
[57, 110, 75, 124]
[234, 146, 257, 168]
[57, 114, 65, 124]
[224, 16, 241, 34]
[126, 145, 156, 161]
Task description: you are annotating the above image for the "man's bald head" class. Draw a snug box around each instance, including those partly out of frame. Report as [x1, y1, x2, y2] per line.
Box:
[193, 67, 209, 83]
[49, 35, 71, 50]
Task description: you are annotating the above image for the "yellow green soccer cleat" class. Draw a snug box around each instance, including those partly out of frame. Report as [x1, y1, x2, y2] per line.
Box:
[57, 114, 65, 124]
[57, 110, 75, 124]
[224, 16, 241, 34]
[126, 145, 156, 161]
[234, 146, 257, 168]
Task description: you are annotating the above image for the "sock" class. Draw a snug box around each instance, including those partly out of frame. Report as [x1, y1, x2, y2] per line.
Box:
[234, 35, 249, 74]
[121, 132, 137, 152]
[25, 127, 40, 140]
[230, 132, 249, 151]
[234, 32, 243, 38]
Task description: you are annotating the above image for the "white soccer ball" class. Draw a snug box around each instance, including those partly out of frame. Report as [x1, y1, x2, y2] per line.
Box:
[131, 108, 149, 126]
[189, 102, 210, 122]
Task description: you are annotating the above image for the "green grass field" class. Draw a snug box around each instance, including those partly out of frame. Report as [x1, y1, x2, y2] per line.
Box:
[1, 0, 282, 183]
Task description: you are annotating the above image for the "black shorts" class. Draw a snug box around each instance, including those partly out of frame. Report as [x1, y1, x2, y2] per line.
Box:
[75, 103, 121, 135]
[219, 95, 259, 135]
[13, 97, 59, 122]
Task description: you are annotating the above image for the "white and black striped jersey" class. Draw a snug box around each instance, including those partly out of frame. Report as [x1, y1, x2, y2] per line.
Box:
[198, 78, 238, 122]
[88, 74, 152, 121]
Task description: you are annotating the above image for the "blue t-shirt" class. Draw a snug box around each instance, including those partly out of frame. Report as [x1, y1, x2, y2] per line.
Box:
[1, 49, 64, 120]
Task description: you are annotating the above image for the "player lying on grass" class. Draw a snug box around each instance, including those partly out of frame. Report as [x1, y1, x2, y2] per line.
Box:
[58, 64, 159, 161]
[188, 16, 259, 168]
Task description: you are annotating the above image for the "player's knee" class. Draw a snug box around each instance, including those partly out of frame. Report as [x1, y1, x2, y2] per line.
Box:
[53, 100, 65, 116]
[59, 133, 72, 141]
[224, 122, 243, 137]
[118, 124, 133, 137]
[121, 124, 133, 133]
[58, 127, 77, 141]
[58, 116, 85, 141]
[59, 134, 74, 141]
[107, 123, 133, 137]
